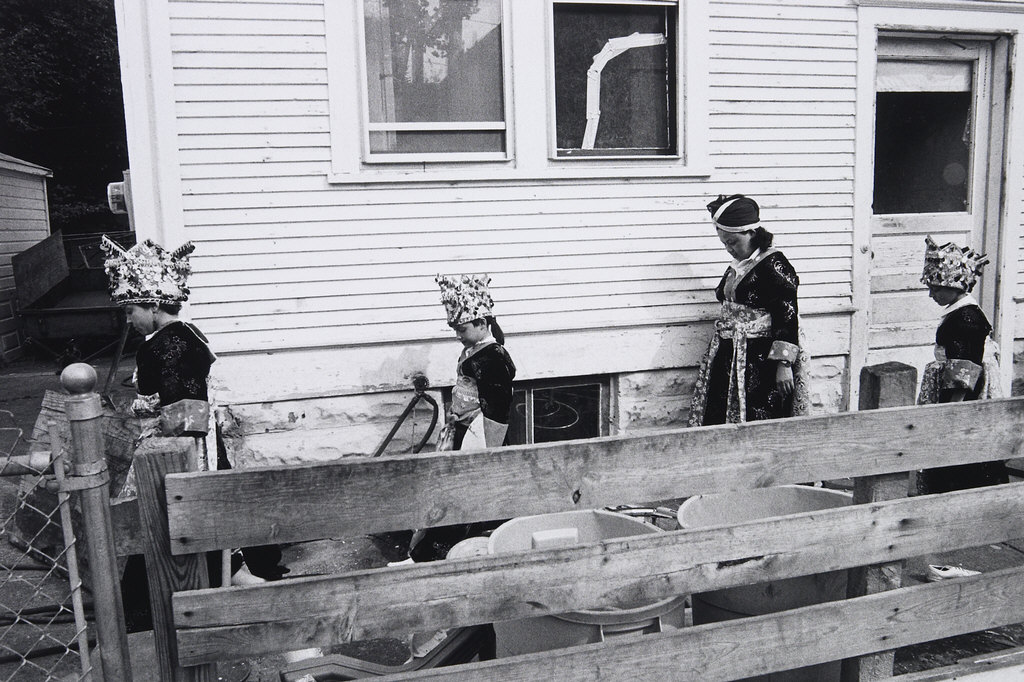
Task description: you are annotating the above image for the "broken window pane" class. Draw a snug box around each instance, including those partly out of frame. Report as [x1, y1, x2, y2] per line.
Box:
[553, 3, 676, 157]
[363, 0, 505, 155]
[873, 91, 972, 214]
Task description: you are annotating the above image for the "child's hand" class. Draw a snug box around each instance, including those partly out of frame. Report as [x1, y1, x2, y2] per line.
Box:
[776, 363, 794, 396]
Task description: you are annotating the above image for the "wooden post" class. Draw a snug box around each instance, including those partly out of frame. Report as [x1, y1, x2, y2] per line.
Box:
[61, 363, 133, 681]
[134, 437, 215, 682]
[842, 362, 917, 681]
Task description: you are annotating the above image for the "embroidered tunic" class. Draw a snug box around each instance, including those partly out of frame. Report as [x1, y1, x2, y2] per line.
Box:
[689, 248, 810, 425]
[132, 321, 215, 416]
[917, 300, 1006, 493]
[439, 340, 516, 451]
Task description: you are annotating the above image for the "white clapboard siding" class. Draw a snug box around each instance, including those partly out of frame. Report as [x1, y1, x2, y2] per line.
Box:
[165, 0, 858, 369]
[0, 161, 50, 358]
[190, 256, 853, 291]
[186, 222, 852, 254]
[1019, 190, 1024, 295]
[192, 268, 847, 306]
[176, 193, 851, 224]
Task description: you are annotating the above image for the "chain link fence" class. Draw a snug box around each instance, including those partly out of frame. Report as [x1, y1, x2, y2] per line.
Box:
[1, 410, 93, 681]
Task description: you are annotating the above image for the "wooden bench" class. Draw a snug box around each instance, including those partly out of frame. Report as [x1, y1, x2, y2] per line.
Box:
[122, 397, 1024, 680]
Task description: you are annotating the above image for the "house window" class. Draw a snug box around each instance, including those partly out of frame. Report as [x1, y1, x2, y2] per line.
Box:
[552, 1, 677, 158]
[361, 0, 508, 161]
[873, 60, 973, 214]
[508, 377, 609, 445]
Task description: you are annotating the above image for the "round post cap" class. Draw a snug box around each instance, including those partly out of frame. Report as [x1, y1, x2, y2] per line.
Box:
[61, 363, 97, 395]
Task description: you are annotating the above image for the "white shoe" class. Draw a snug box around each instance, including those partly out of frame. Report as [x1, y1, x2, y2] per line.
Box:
[927, 564, 981, 582]
[387, 557, 415, 567]
[230, 565, 266, 586]
[282, 647, 323, 664]
[409, 629, 449, 657]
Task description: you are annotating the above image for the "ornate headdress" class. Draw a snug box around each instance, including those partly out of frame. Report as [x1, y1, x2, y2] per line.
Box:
[100, 235, 195, 305]
[920, 236, 988, 293]
[436, 274, 494, 326]
[707, 194, 760, 233]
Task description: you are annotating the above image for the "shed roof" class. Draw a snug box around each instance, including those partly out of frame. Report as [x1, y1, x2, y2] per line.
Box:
[0, 152, 52, 177]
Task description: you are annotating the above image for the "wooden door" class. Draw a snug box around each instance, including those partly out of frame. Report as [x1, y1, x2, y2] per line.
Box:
[866, 36, 1007, 371]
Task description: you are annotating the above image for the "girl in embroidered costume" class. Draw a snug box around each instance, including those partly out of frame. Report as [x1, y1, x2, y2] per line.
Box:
[101, 236, 286, 632]
[406, 274, 516, 563]
[689, 195, 811, 426]
[916, 236, 1007, 494]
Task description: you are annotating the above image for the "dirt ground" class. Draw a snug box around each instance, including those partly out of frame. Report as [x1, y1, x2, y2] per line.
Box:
[2, 352, 1024, 680]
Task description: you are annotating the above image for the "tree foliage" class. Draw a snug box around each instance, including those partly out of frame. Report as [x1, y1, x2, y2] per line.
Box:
[0, 0, 129, 234]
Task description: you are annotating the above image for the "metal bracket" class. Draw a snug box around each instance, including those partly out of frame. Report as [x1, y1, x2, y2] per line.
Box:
[61, 460, 110, 491]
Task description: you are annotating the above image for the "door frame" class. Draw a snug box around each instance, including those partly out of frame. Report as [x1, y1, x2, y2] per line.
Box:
[850, 5, 1019, 409]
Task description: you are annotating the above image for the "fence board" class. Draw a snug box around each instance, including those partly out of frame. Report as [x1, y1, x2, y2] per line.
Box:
[173, 483, 1024, 663]
[177, 565, 1024, 678]
[166, 398, 1024, 553]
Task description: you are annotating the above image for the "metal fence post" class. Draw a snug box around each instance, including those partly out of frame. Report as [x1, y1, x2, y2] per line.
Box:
[62, 362, 133, 681]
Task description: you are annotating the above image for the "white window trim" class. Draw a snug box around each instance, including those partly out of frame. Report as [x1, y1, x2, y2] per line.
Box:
[324, 0, 710, 185]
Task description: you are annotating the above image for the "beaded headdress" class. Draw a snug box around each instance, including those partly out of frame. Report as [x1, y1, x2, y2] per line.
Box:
[100, 235, 195, 305]
[921, 236, 988, 293]
[436, 274, 494, 326]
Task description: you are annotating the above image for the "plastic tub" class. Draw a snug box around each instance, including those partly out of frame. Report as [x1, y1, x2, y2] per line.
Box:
[678, 485, 852, 682]
[486, 509, 687, 657]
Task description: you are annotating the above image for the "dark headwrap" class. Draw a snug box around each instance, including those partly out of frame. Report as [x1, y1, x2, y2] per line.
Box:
[707, 194, 760, 232]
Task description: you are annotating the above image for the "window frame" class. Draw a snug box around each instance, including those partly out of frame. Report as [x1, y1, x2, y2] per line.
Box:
[324, 0, 710, 184]
[508, 375, 611, 445]
[546, 0, 680, 160]
[354, 0, 514, 164]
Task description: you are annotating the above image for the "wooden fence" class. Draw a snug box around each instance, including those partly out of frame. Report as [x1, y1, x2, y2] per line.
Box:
[120, 397, 1024, 680]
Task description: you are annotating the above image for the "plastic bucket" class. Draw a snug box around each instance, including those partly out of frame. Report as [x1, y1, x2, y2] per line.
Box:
[487, 509, 687, 657]
[678, 485, 852, 682]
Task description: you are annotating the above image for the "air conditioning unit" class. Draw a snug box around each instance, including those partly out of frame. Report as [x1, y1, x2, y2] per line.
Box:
[106, 170, 134, 231]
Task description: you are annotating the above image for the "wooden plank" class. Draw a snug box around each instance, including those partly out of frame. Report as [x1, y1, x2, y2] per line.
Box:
[191, 280, 848, 314]
[708, 31, 857, 49]
[169, 17, 324, 36]
[174, 67, 326, 85]
[715, 16, 857, 37]
[172, 483, 1024, 663]
[191, 266, 847, 304]
[712, 2, 857, 22]
[185, 240, 852, 270]
[176, 562, 1024, 673]
[895, 646, 1024, 681]
[10, 232, 67, 309]
[168, 2, 322, 21]
[134, 438, 215, 682]
[0, 206, 48, 222]
[170, 35, 326, 56]
[172, 52, 326, 69]
[192, 298, 849, 338]
[191, 283, 852, 321]
[177, 101, 328, 121]
[207, 313, 852, 403]
[843, 472, 909, 680]
[176, 191, 850, 223]
[177, 185, 856, 218]
[110, 498, 144, 557]
[166, 398, 1024, 553]
[187, 251, 851, 287]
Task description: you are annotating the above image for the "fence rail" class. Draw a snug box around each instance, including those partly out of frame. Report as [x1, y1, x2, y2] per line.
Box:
[163, 398, 1024, 552]
[117, 396, 1024, 679]
[10, 372, 1024, 680]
